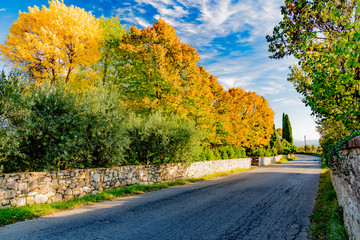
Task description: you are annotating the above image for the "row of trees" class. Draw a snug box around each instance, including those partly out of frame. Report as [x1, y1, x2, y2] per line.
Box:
[0, 1, 275, 148]
[297, 145, 322, 154]
[0, 0, 280, 172]
[267, 0, 360, 167]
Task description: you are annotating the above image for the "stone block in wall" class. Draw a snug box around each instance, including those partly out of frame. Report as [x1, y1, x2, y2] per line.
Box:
[17, 197, 26, 206]
[26, 197, 35, 205]
[64, 195, 74, 201]
[34, 194, 48, 204]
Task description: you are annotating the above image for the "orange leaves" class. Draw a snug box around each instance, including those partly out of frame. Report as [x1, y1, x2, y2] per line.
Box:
[115, 19, 274, 148]
[117, 19, 200, 115]
[0, 0, 103, 85]
[215, 87, 275, 148]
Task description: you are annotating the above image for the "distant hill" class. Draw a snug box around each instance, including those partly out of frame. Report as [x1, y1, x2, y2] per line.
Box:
[293, 139, 319, 147]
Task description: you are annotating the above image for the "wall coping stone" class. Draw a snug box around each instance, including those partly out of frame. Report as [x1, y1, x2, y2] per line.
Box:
[341, 135, 360, 150]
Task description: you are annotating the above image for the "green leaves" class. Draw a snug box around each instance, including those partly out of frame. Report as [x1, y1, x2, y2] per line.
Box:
[0, 78, 128, 173]
[267, 0, 355, 59]
[124, 111, 201, 165]
[272, 0, 360, 133]
[269, 1, 360, 168]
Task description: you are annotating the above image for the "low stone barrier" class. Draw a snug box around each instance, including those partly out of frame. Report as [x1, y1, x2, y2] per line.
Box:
[259, 155, 283, 166]
[251, 155, 284, 166]
[330, 136, 360, 240]
[0, 158, 251, 208]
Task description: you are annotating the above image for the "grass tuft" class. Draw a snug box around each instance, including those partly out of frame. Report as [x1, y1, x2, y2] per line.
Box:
[0, 168, 250, 226]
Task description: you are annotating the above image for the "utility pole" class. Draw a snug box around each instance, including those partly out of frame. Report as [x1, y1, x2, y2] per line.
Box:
[304, 135, 307, 146]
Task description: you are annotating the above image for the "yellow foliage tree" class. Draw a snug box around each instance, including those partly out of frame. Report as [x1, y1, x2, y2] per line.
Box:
[182, 66, 224, 146]
[0, 0, 103, 84]
[116, 19, 226, 146]
[116, 19, 199, 115]
[215, 87, 274, 148]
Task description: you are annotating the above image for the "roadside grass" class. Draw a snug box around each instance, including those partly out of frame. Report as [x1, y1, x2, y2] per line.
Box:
[287, 155, 298, 161]
[309, 161, 349, 240]
[271, 155, 297, 165]
[0, 168, 250, 227]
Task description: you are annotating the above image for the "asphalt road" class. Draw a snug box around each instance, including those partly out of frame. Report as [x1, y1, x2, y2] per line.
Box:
[0, 155, 322, 240]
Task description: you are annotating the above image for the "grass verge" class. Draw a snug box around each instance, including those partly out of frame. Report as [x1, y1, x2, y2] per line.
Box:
[0, 167, 250, 227]
[270, 155, 297, 165]
[309, 162, 349, 240]
[287, 155, 298, 161]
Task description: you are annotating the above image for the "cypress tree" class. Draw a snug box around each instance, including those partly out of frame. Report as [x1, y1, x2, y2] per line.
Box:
[282, 113, 293, 144]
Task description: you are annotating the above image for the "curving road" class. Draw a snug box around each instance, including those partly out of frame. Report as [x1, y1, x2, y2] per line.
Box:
[0, 155, 322, 240]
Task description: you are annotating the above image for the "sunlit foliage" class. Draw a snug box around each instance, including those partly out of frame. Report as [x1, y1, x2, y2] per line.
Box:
[215, 87, 275, 148]
[267, 0, 360, 159]
[0, 0, 103, 84]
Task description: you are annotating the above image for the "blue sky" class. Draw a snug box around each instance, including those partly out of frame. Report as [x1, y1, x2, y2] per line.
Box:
[0, 0, 320, 143]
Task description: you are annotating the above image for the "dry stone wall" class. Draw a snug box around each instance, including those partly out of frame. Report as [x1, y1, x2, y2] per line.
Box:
[259, 155, 284, 166]
[331, 135, 360, 240]
[0, 158, 251, 208]
[251, 155, 285, 166]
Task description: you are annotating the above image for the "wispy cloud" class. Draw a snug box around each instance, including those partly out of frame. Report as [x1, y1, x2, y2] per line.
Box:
[112, 0, 284, 48]
[0, 8, 6, 12]
[272, 98, 303, 106]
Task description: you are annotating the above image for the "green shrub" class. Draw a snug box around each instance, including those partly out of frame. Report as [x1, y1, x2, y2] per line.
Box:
[0, 79, 128, 172]
[272, 147, 278, 156]
[225, 146, 236, 159]
[222, 151, 229, 159]
[297, 145, 305, 153]
[213, 148, 222, 160]
[275, 137, 283, 154]
[234, 146, 247, 158]
[124, 111, 201, 165]
[249, 147, 276, 157]
[316, 145, 323, 154]
[199, 147, 216, 161]
[218, 147, 229, 159]
[80, 85, 128, 168]
[201, 145, 246, 160]
[282, 140, 297, 154]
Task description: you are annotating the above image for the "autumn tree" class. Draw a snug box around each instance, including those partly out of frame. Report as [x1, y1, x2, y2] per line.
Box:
[98, 16, 126, 84]
[0, 0, 103, 83]
[215, 87, 275, 148]
[115, 19, 199, 114]
[182, 66, 224, 145]
[115, 19, 225, 145]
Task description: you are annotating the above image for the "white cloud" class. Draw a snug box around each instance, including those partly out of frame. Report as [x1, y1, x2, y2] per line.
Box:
[0, 8, 6, 12]
[250, 81, 285, 95]
[218, 76, 256, 89]
[115, 0, 285, 47]
[158, 6, 188, 18]
[272, 98, 303, 106]
[138, 8, 146, 14]
[134, 17, 151, 27]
